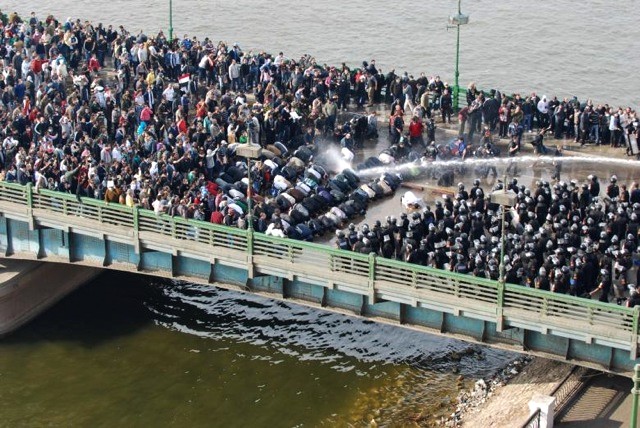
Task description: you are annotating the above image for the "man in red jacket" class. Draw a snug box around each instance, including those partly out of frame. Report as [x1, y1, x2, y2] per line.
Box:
[210, 209, 223, 224]
[408, 116, 424, 147]
[87, 53, 100, 73]
[140, 104, 153, 124]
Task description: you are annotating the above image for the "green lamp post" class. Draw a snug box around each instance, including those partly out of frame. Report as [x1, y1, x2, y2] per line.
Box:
[169, 0, 174, 42]
[448, 0, 469, 110]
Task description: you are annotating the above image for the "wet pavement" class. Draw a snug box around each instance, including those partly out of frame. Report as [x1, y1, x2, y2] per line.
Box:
[315, 109, 640, 246]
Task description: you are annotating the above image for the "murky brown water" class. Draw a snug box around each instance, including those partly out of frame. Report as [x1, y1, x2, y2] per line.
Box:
[0, 272, 514, 427]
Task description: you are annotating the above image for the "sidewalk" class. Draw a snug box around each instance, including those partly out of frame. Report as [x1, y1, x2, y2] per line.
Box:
[557, 373, 633, 427]
[460, 358, 573, 427]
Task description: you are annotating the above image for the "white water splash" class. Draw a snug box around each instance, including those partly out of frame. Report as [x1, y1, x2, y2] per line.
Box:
[355, 155, 640, 179]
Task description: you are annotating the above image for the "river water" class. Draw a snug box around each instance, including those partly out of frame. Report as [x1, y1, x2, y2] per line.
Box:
[0, 2, 637, 426]
[0, 272, 513, 426]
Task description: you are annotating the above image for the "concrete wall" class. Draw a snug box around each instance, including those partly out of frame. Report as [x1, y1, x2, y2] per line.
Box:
[0, 259, 102, 336]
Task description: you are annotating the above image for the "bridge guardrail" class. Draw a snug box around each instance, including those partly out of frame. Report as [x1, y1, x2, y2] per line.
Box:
[138, 209, 249, 252]
[504, 284, 635, 346]
[253, 232, 371, 290]
[0, 181, 638, 359]
[33, 187, 135, 228]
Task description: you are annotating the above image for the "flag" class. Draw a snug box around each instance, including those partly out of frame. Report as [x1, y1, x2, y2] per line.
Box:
[178, 73, 191, 93]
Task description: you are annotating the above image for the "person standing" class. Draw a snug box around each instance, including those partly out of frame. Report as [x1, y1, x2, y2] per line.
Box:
[408, 116, 424, 147]
[402, 82, 414, 114]
[366, 72, 377, 107]
[537, 95, 549, 128]
[458, 105, 469, 137]
[609, 108, 621, 147]
[228, 59, 241, 92]
[467, 94, 483, 143]
[506, 135, 520, 176]
[322, 97, 338, 135]
[440, 88, 453, 124]
[389, 106, 404, 145]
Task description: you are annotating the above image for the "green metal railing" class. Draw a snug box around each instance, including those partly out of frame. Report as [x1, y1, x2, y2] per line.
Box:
[1, 180, 639, 360]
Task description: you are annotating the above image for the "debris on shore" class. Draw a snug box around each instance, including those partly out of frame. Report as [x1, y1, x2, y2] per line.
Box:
[441, 355, 533, 427]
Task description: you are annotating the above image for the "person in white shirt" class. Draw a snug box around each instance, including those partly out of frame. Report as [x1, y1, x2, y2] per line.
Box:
[537, 96, 549, 114]
[152, 194, 166, 215]
[163, 85, 176, 114]
[274, 52, 285, 66]
[111, 145, 123, 162]
[228, 59, 241, 91]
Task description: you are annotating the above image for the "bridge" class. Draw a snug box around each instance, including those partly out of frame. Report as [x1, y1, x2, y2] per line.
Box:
[0, 181, 638, 376]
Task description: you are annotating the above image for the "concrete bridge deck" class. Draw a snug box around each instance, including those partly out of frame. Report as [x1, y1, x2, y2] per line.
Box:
[0, 181, 638, 376]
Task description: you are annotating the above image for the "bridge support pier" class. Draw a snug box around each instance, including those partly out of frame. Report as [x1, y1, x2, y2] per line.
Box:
[2, 216, 13, 256]
[0, 259, 101, 336]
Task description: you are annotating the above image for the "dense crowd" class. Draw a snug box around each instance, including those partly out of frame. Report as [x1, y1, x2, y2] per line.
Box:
[338, 176, 640, 307]
[0, 11, 639, 305]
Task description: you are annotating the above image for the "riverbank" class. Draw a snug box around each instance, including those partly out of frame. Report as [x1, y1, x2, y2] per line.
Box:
[440, 357, 573, 427]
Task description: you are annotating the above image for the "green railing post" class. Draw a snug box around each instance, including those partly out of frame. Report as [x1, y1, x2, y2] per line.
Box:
[633, 306, 640, 360]
[246, 228, 253, 255]
[26, 182, 33, 208]
[245, 227, 255, 279]
[132, 206, 141, 254]
[133, 206, 139, 232]
[25, 182, 34, 229]
[368, 252, 376, 302]
[496, 280, 505, 332]
[368, 252, 376, 283]
[631, 364, 640, 428]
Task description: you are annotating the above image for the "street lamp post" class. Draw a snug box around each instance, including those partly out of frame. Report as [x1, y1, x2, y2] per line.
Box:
[448, 0, 469, 110]
[490, 179, 517, 332]
[236, 144, 263, 233]
[236, 144, 262, 277]
[169, 0, 174, 42]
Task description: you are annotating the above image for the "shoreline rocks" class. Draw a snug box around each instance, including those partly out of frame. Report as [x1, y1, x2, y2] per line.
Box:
[441, 355, 533, 427]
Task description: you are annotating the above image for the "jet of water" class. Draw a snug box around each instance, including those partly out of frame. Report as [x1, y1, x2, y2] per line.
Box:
[355, 155, 640, 179]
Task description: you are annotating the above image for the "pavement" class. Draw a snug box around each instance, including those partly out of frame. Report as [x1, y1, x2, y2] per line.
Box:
[557, 373, 634, 428]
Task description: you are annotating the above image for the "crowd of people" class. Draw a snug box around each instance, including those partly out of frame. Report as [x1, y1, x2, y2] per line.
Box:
[338, 176, 640, 307]
[0, 11, 639, 305]
[458, 84, 640, 154]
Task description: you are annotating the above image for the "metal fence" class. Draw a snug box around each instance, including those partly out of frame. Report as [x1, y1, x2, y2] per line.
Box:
[550, 366, 592, 421]
[1, 180, 639, 359]
[521, 408, 541, 428]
